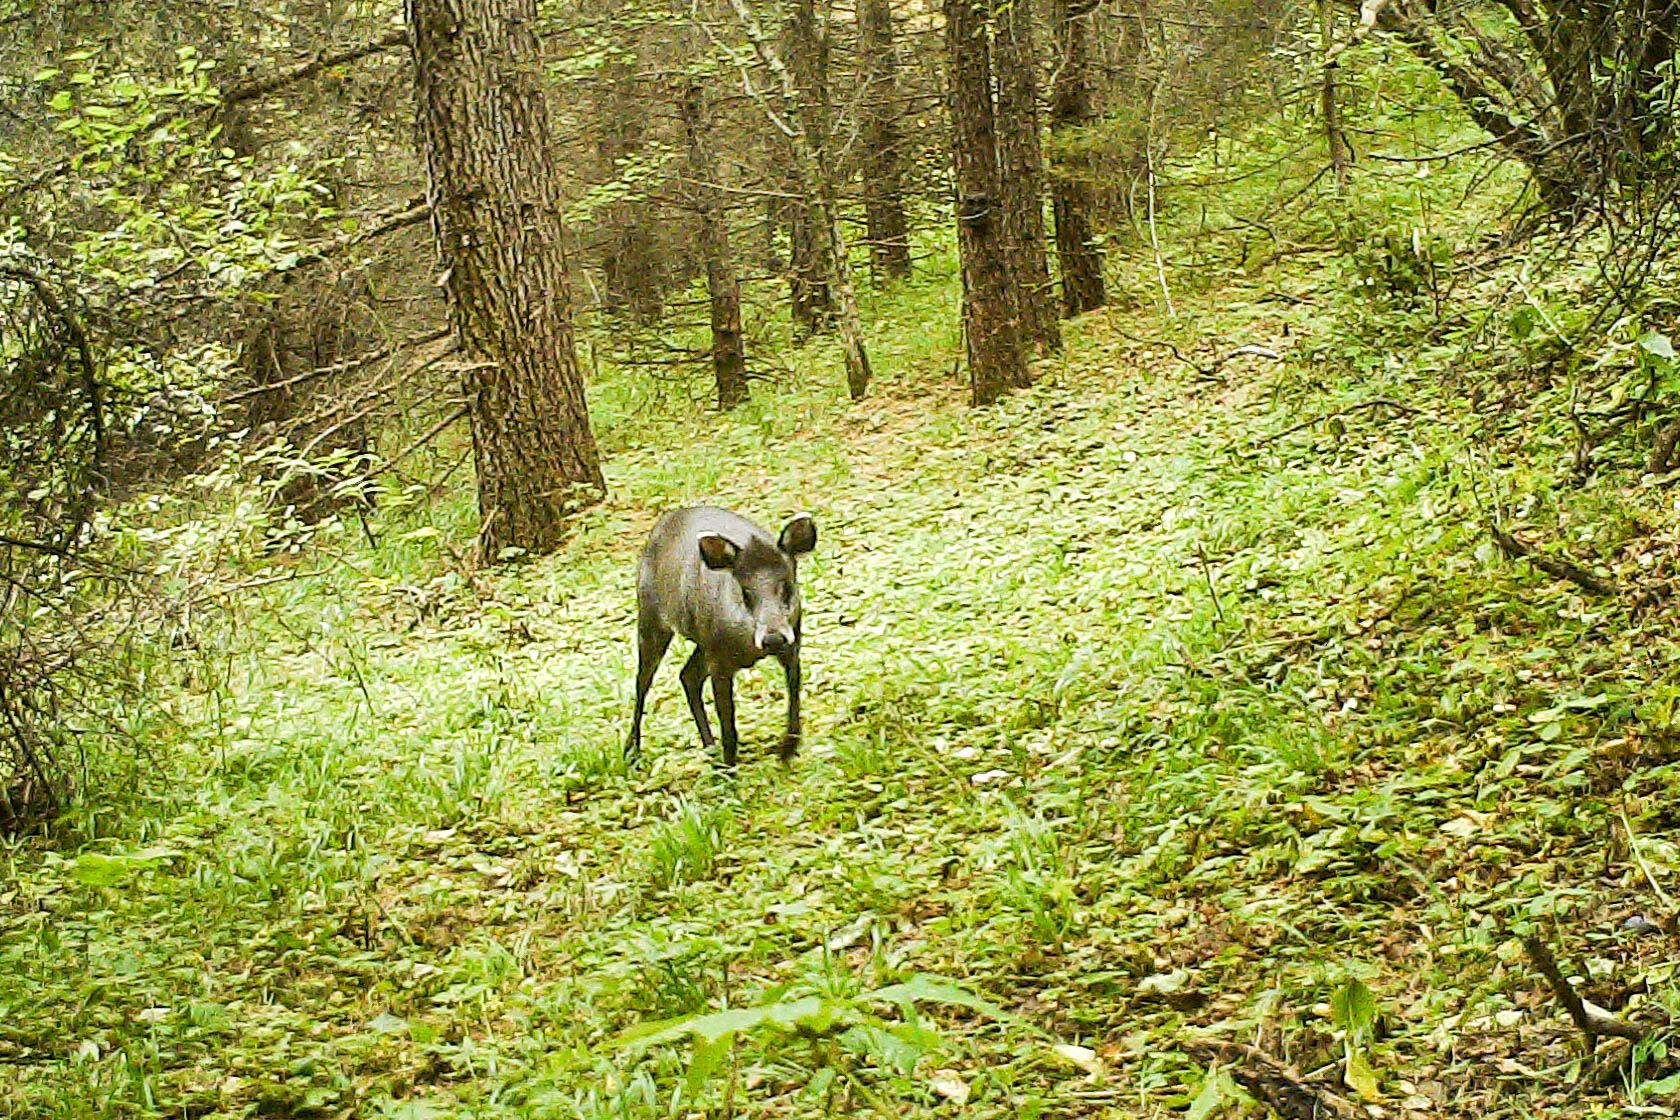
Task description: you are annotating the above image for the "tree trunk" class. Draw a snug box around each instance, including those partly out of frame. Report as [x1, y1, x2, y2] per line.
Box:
[784, 0, 834, 337]
[1629, 1, 1680, 157]
[680, 78, 749, 411]
[856, 0, 912, 281]
[946, 0, 1029, 406]
[406, 0, 605, 560]
[1048, 0, 1104, 316]
[1355, 0, 1680, 215]
[731, 0, 872, 400]
[1319, 0, 1348, 193]
[784, 167, 833, 337]
[993, 0, 1061, 352]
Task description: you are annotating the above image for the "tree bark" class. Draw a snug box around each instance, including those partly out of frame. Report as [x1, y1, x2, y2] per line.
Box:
[406, 0, 605, 560]
[595, 57, 665, 324]
[784, 0, 835, 336]
[679, 78, 749, 411]
[856, 0, 912, 281]
[1320, 0, 1349, 193]
[1048, 0, 1105, 316]
[993, 0, 1061, 352]
[784, 169, 833, 336]
[946, 0, 1030, 406]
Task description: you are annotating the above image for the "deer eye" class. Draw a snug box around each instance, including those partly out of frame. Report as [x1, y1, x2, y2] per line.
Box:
[780, 582, 793, 605]
[741, 587, 758, 611]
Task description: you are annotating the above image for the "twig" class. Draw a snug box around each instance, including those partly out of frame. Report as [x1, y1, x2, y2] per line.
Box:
[1182, 1039, 1360, 1120]
[1253, 398, 1426, 446]
[0, 534, 73, 558]
[283, 199, 430, 273]
[1220, 344, 1283, 364]
[1195, 544, 1227, 629]
[0, 29, 409, 211]
[1143, 71, 1175, 319]
[1522, 935, 1648, 1051]
[224, 327, 450, 403]
[1101, 322, 1218, 379]
[1620, 809, 1677, 914]
[0, 264, 106, 484]
[1489, 524, 1619, 597]
[217, 28, 408, 109]
[362, 405, 468, 483]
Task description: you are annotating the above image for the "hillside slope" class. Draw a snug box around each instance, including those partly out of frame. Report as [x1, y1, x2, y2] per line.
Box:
[5, 252, 1680, 1119]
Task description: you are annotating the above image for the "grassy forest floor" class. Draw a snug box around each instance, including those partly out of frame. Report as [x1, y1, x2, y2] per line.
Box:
[8, 162, 1680, 1118]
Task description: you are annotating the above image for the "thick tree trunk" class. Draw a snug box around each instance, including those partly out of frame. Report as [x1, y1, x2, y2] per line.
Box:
[680, 79, 749, 411]
[946, 0, 1029, 406]
[407, 0, 605, 559]
[993, 0, 1061, 352]
[732, 0, 872, 399]
[856, 0, 912, 281]
[1048, 0, 1104, 316]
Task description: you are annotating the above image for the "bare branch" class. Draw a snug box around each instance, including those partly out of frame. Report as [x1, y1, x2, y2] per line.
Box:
[1523, 935, 1649, 1051]
[1490, 524, 1620, 597]
[219, 28, 408, 109]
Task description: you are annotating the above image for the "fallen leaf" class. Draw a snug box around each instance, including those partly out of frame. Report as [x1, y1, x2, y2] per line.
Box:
[1344, 1048, 1381, 1101]
[1051, 1043, 1104, 1075]
[930, 1070, 970, 1104]
[1138, 969, 1190, 995]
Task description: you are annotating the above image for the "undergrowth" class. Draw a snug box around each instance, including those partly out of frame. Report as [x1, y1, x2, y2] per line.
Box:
[5, 39, 1680, 1120]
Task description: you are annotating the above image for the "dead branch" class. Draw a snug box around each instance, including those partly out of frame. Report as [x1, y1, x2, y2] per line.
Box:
[0, 535, 73, 558]
[1522, 935, 1649, 1051]
[219, 29, 408, 109]
[1182, 1039, 1361, 1120]
[1255, 398, 1426, 445]
[284, 199, 430, 273]
[1101, 321, 1221, 379]
[362, 405, 468, 483]
[224, 326, 450, 404]
[0, 264, 106, 483]
[1490, 524, 1619, 597]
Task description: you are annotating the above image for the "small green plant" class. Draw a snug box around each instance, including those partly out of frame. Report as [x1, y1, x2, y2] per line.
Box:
[614, 972, 1013, 1116]
[1343, 222, 1454, 307]
[644, 796, 733, 891]
[1330, 974, 1381, 1101]
[997, 809, 1080, 953]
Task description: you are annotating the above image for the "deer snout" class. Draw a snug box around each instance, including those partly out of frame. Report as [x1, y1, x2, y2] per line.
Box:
[760, 629, 793, 655]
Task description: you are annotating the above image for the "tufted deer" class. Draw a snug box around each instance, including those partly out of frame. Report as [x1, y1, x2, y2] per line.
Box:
[627, 507, 817, 767]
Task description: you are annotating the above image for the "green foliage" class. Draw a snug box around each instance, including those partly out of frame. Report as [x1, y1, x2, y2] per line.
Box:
[22, 48, 331, 311]
[10, 15, 1680, 1120]
[613, 970, 1008, 1113]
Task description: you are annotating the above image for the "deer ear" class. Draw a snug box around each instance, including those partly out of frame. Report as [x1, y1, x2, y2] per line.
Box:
[779, 513, 817, 557]
[697, 532, 740, 570]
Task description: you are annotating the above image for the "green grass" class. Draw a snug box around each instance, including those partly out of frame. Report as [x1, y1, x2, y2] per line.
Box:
[8, 47, 1680, 1120]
